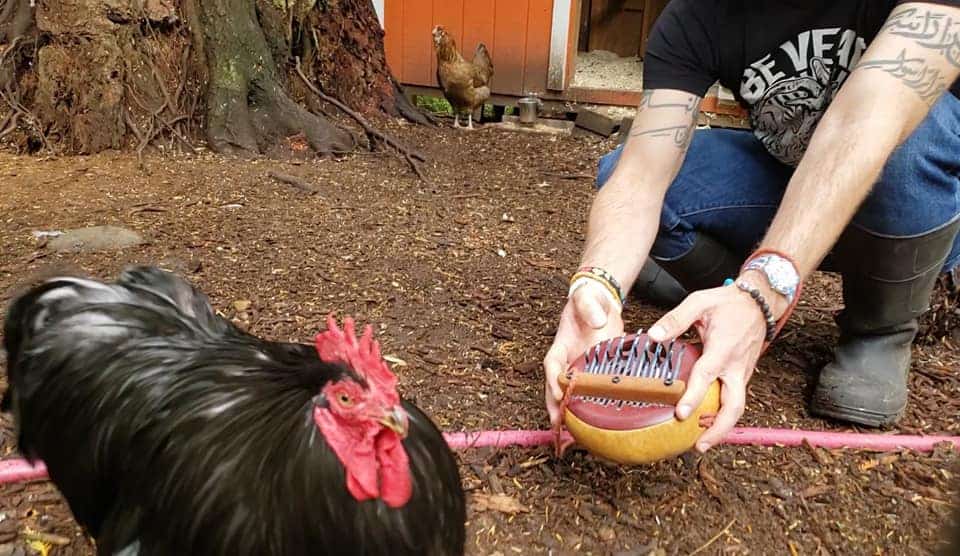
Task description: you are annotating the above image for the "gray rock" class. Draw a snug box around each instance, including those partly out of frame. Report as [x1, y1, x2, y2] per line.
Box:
[48, 226, 145, 253]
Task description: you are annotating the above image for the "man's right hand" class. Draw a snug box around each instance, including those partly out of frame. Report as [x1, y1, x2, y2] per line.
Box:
[543, 281, 625, 428]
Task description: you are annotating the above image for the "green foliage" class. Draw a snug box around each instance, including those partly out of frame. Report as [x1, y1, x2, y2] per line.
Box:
[415, 94, 512, 120]
[414, 95, 453, 115]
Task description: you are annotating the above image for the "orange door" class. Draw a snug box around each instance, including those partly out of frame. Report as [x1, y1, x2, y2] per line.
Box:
[383, 0, 565, 96]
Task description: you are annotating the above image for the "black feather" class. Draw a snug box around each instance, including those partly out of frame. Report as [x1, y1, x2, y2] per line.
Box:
[3, 266, 466, 556]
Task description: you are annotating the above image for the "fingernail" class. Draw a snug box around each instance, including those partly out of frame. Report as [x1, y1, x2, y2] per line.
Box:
[676, 404, 691, 420]
[696, 442, 710, 453]
[649, 325, 666, 340]
[587, 309, 607, 329]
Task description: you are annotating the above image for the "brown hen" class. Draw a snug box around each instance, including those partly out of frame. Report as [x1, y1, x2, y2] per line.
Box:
[432, 26, 493, 130]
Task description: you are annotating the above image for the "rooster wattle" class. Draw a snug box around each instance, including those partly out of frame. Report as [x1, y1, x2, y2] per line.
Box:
[1, 266, 465, 556]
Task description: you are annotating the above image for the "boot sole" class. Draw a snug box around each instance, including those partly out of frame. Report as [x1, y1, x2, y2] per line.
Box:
[810, 397, 904, 428]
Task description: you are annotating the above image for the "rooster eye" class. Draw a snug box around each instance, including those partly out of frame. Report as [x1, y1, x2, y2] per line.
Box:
[337, 393, 354, 407]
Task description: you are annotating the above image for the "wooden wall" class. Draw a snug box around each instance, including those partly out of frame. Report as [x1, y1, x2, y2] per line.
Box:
[384, 0, 558, 96]
[580, 0, 669, 58]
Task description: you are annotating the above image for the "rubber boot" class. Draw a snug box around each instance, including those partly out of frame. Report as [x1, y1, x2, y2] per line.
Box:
[812, 219, 960, 427]
[630, 260, 688, 309]
[654, 233, 742, 293]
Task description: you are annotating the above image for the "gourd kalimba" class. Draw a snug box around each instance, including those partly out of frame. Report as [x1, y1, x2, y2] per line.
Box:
[558, 331, 720, 464]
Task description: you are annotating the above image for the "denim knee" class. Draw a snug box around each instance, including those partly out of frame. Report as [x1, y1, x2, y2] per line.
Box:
[593, 129, 792, 262]
[596, 146, 623, 189]
[852, 94, 960, 239]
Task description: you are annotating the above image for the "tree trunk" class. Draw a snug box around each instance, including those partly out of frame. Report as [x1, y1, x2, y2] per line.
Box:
[191, 0, 356, 156]
[0, 0, 425, 155]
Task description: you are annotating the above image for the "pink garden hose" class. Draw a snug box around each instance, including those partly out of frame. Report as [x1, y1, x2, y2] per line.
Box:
[442, 428, 960, 452]
[1, 427, 958, 485]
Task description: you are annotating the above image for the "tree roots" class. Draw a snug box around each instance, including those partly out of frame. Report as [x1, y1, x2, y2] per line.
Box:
[0, 0, 431, 177]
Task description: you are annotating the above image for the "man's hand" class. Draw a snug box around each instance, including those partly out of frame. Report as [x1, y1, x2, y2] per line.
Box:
[543, 281, 624, 428]
[648, 276, 788, 452]
[542, 88, 702, 428]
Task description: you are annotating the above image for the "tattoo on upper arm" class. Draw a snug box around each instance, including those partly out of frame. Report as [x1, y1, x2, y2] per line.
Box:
[638, 90, 701, 112]
[630, 90, 702, 149]
[856, 6, 960, 103]
[882, 7, 960, 68]
[857, 50, 949, 102]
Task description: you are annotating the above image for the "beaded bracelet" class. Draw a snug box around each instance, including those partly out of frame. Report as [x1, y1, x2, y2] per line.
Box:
[724, 279, 777, 342]
[571, 267, 626, 306]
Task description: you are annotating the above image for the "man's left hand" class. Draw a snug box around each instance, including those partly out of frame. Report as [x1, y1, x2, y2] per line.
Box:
[647, 275, 788, 452]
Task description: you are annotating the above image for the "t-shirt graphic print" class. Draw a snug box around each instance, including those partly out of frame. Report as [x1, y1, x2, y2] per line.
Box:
[741, 28, 868, 166]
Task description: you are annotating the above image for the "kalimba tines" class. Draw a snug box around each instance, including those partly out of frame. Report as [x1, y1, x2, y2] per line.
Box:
[558, 331, 720, 464]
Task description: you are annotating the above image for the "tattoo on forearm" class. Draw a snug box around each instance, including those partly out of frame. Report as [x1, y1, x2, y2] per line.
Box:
[857, 49, 949, 102]
[631, 91, 701, 149]
[631, 124, 697, 148]
[858, 7, 960, 103]
[638, 90, 701, 113]
[882, 7, 960, 68]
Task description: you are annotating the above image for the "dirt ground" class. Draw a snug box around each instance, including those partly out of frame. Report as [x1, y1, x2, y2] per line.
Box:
[0, 121, 958, 555]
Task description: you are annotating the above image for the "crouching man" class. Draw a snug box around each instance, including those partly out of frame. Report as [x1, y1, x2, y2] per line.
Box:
[544, 0, 960, 451]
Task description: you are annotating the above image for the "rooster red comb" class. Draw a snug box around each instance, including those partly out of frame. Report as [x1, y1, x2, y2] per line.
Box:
[315, 315, 398, 392]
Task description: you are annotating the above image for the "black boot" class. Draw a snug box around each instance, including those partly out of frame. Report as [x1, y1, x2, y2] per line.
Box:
[654, 233, 742, 292]
[812, 220, 960, 427]
[631, 260, 688, 309]
[630, 234, 741, 308]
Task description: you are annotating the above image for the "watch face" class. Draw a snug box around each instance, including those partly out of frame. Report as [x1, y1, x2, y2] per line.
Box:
[751, 255, 799, 299]
[768, 259, 794, 287]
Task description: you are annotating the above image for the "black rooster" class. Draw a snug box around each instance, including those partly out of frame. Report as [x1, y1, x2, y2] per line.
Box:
[1, 266, 465, 556]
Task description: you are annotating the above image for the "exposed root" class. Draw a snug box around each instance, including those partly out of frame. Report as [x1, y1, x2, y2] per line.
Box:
[267, 171, 319, 194]
[204, 76, 356, 158]
[295, 57, 429, 182]
[0, 0, 33, 44]
[390, 76, 437, 126]
[0, 110, 17, 139]
[123, 14, 201, 168]
[0, 0, 431, 159]
[0, 87, 45, 151]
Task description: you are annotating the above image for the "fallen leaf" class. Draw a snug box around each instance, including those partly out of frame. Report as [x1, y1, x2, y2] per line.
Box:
[232, 300, 252, 312]
[25, 540, 50, 556]
[471, 493, 530, 514]
[799, 483, 832, 500]
[859, 459, 880, 472]
[383, 355, 408, 367]
[519, 456, 549, 469]
[698, 461, 722, 500]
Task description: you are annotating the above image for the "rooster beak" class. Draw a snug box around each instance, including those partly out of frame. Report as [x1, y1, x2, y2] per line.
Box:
[380, 406, 409, 437]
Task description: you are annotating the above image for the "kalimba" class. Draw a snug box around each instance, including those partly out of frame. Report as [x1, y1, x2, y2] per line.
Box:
[558, 331, 720, 464]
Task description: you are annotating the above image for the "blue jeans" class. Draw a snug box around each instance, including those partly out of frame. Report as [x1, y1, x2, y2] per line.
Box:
[597, 94, 960, 272]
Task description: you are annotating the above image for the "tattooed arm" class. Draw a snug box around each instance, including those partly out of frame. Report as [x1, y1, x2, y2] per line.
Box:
[579, 89, 702, 289]
[641, 2, 960, 453]
[542, 88, 702, 427]
[760, 2, 960, 290]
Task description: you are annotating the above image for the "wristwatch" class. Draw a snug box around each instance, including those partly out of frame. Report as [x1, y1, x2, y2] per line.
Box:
[743, 254, 800, 304]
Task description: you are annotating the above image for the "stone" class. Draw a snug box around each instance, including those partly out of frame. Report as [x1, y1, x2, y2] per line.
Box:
[575, 109, 620, 137]
[617, 117, 634, 145]
[494, 115, 574, 136]
[48, 226, 145, 253]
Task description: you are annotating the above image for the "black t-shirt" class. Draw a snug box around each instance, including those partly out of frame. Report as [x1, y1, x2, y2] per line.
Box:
[644, 0, 960, 165]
